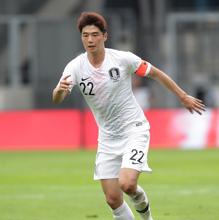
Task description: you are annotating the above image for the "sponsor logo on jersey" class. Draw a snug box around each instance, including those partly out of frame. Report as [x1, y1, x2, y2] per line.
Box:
[108, 67, 120, 82]
[81, 77, 90, 81]
[136, 122, 143, 127]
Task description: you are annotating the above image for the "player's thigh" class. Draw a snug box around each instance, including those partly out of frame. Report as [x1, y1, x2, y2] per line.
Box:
[119, 168, 140, 194]
[100, 179, 123, 208]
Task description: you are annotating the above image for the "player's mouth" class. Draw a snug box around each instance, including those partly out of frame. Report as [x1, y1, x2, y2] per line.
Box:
[88, 45, 95, 49]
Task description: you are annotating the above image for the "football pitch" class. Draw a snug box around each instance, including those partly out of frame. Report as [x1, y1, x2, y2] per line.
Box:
[0, 149, 218, 220]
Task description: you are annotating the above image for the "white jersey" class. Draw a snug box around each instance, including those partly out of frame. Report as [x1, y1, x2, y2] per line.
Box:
[60, 48, 151, 151]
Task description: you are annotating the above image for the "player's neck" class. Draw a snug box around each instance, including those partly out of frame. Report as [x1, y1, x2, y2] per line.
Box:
[87, 48, 105, 69]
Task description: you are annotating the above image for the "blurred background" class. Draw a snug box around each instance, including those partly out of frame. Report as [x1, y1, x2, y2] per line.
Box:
[0, 0, 219, 110]
[0, 2, 218, 219]
[0, 0, 218, 149]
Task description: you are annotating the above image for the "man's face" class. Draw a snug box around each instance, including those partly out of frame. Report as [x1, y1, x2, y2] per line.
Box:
[81, 25, 107, 54]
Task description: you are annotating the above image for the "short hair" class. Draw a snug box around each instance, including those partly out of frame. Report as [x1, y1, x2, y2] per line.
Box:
[77, 12, 107, 33]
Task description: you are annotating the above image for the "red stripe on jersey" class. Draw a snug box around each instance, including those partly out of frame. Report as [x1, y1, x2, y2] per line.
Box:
[135, 61, 148, 77]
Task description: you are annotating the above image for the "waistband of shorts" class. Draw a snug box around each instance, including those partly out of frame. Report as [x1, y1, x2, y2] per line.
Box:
[133, 119, 148, 128]
[98, 120, 150, 140]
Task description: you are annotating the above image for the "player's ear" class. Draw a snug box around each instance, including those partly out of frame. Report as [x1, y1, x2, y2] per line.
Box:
[103, 32, 108, 42]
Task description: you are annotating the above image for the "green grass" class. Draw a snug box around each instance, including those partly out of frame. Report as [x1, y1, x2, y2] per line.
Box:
[0, 149, 218, 220]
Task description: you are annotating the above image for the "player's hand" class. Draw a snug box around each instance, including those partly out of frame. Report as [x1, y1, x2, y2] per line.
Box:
[53, 75, 72, 103]
[58, 75, 73, 92]
[180, 94, 206, 115]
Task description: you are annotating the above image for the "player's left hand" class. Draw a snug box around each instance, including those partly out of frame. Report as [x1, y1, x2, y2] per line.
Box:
[180, 94, 206, 115]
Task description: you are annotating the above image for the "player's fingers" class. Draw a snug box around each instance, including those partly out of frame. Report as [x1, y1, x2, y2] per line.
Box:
[194, 108, 203, 115]
[195, 99, 206, 109]
[63, 74, 71, 80]
[59, 81, 70, 89]
[192, 103, 206, 114]
[194, 101, 206, 111]
[60, 83, 71, 90]
[187, 107, 194, 114]
[198, 105, 206, 112]
[60, 85, 69, 90]
[59, 87, 70, 93]
[195, 98, 205, 103]
[60, 81, 72, 86]
[60, 78, 73, 87]
[195, 98, 205, 106]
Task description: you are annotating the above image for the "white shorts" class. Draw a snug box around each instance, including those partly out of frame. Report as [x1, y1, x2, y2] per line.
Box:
[94, 129, 152, 180]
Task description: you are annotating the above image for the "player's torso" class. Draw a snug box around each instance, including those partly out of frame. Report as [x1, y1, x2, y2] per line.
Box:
[74, 49, 147, 137]
[76, 50, 130, 109]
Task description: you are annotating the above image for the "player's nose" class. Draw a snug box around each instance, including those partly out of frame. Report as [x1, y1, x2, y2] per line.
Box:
[88, 35, 93, 42]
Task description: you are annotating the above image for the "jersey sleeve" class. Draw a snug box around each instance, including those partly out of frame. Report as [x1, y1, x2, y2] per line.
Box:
[125, 51, 151, 77]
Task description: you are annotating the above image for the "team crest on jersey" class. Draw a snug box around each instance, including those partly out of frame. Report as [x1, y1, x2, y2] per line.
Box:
[109, 67, 120, 82]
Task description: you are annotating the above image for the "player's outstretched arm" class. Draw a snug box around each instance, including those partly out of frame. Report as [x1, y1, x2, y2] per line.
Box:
[149, 66, 206, 115]
[52, 75, 72, 104]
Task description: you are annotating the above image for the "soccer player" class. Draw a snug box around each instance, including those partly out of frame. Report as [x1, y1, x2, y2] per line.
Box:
[52, 12, 205, 220]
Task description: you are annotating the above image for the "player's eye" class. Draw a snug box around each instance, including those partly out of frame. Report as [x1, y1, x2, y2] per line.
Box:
[92, 33, 99, 37]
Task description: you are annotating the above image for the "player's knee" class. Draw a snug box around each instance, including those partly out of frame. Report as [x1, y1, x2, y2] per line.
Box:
[105, 193, 122, 209]
[119, 180, 136, 195]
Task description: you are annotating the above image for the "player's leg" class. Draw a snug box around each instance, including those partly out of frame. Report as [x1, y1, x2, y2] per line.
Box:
[130, 185, 153, 220]
[119, 168, 153, 220]
[101, 178, 135, 220]
[94, 151, 135, 220]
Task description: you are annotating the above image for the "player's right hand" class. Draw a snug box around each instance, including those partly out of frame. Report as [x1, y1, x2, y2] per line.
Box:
[58, 75, 73, 92]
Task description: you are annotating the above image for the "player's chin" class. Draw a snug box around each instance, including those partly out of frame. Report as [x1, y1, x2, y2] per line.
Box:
[87, 46, 96, 52]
